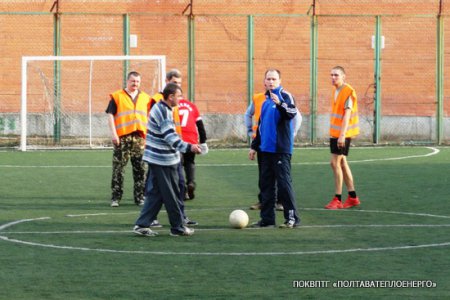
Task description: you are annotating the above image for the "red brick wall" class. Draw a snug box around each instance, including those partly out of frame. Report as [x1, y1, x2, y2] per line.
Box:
[0, 0, 448, 120]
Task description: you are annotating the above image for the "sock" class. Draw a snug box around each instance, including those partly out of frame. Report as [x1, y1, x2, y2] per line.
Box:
[348, 191, 357, 198]
[335, 194, 342, 201]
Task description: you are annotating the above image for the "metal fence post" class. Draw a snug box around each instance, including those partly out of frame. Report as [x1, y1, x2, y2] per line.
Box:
[123, 14, 130, 87]
[436, 15, 444, 145]
[373, 16, 382, 144]
[310, 14, 318, 144]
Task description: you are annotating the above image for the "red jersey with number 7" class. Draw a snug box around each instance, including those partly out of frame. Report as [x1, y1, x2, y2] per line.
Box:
[178, 99, 201, 144]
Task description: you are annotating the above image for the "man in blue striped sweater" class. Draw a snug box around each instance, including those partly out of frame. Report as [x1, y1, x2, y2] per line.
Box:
[248, 69, 300, 228]
[133, 83, 202, 237]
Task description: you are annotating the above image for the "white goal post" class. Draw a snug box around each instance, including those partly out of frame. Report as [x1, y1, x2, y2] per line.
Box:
[20, 55, 166, 151]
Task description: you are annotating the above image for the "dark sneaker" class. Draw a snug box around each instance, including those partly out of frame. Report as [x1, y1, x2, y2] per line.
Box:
[149, 220, 163, 228]
[133, 225, 158, 237]
[111, 200, 119, 207]
[170, 226, 194, 236]
[279, 220, 300, 229]
[250, 220, 275, 228]
[183, 218, 198, 226]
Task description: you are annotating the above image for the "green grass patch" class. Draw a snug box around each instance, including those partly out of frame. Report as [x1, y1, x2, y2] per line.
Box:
[0, 147, 449, 299]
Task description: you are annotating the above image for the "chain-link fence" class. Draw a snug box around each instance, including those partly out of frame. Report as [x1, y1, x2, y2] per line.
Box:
[0, 0, 449, 148]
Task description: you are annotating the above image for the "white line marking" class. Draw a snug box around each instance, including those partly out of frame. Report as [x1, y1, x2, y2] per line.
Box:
[0, 217, 50, 231]
[1, 211, 449, 256]
[0, 235, 449, 256]
[302, 208, 450, 219]
[0, 147, 440, 168]
[3, 224, 450, 235]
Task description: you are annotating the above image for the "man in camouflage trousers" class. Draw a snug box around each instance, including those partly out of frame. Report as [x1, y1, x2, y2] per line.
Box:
[106, 71, 151, 207]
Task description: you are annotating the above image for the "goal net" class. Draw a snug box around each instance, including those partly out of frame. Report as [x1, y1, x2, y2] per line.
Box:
[20, 55, 166, 151]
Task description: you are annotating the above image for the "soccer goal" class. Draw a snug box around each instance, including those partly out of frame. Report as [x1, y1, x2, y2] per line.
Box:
[20, 55, 166, 151]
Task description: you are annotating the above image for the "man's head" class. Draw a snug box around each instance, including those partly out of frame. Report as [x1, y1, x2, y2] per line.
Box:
[166, 69, 182, 87]
[126, 71, 141, 92]
[163, 82, 183, 107]
[264, 69, 281, 91]
[331, 66, 345, 87]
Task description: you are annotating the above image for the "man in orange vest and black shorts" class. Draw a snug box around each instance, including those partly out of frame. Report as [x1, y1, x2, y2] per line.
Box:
[325, 66, 361, 209]
[106, 71, 151, 207]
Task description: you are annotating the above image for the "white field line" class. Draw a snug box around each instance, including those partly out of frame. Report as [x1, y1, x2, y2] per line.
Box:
[65, 206, 450, 219]
[0, 234, 449, 256]
[0, 147, 440, 168]
[1, 211, 450, 256]
[3, 224, 450, 235]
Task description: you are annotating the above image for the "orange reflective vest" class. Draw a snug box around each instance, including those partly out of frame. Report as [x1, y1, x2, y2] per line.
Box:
[111, 89, 150, 138]
[329, 84, 359, 138]
[151, 92, 182, 136]
[251, 93, 266, 138]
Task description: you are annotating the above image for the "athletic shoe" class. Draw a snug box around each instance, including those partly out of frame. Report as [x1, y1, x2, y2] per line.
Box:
[250, 220, 275, 228]
[249, 202, 261, 210]
[110, 200, 119, 207]
[133, 225, 158, 237]
[279, 220, 300, 228]
[183, 218, 198, 226]
[324, 197, 343, 209]
[343, 196, 361, 209]
[187, 182, 195, 200]
[135, 199, 144, 206]
[275, 202, 284, 211]
[170, 226, 194, 236]
[149, 220, 163, 228]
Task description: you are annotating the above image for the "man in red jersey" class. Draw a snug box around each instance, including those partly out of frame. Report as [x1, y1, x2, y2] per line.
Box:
[178, 98, 207, 200]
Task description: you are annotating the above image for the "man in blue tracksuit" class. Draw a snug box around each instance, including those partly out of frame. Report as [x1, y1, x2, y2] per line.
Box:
[248, 69, 300, 228]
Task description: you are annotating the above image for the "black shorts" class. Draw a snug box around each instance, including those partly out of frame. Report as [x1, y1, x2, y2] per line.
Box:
[330, 137, 352, 156]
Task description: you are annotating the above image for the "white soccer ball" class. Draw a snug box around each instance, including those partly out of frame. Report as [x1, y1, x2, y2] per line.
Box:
[229, 209, 249, 229]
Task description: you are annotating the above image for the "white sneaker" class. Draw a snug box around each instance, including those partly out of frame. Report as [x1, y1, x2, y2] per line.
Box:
[111, 200, 119, 207]
[149, 220, 162, 228]
[170, 226, 194, 236]
[133, 225, 158, 237]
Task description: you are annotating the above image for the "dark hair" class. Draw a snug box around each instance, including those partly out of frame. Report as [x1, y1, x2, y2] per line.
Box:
[264, 69, 281, 78]
[163, 82, 182, 100]
[166, 69, 182, 81]
[332, 66, 346, 75]
[127, 71, 141, 79]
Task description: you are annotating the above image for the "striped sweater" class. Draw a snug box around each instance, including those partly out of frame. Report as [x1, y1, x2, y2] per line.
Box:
[143, 100, 191, 166]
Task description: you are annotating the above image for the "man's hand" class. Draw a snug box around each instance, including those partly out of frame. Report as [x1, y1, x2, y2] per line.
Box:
[248, 149, 257, 160]
[191, 144, 202, 154]
[337, 135, 345, 148]
[270, 92, 281, 105]
[112, 134, 120, 146]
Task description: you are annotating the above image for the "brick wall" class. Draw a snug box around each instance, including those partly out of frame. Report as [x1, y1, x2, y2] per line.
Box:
[0, 0, 449, 143]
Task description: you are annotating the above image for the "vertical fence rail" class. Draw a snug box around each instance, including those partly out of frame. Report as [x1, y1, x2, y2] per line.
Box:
[123, 14, 130, 86]
[188, 13, 195, 102]
[309, 14, 318, 144]
[53, 11, 62, 143]
[436, 15, 444, 145]
[373, 16, 382, 144]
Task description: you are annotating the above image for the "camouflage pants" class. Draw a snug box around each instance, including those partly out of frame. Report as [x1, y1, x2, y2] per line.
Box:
[111, 133, 147, 203]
